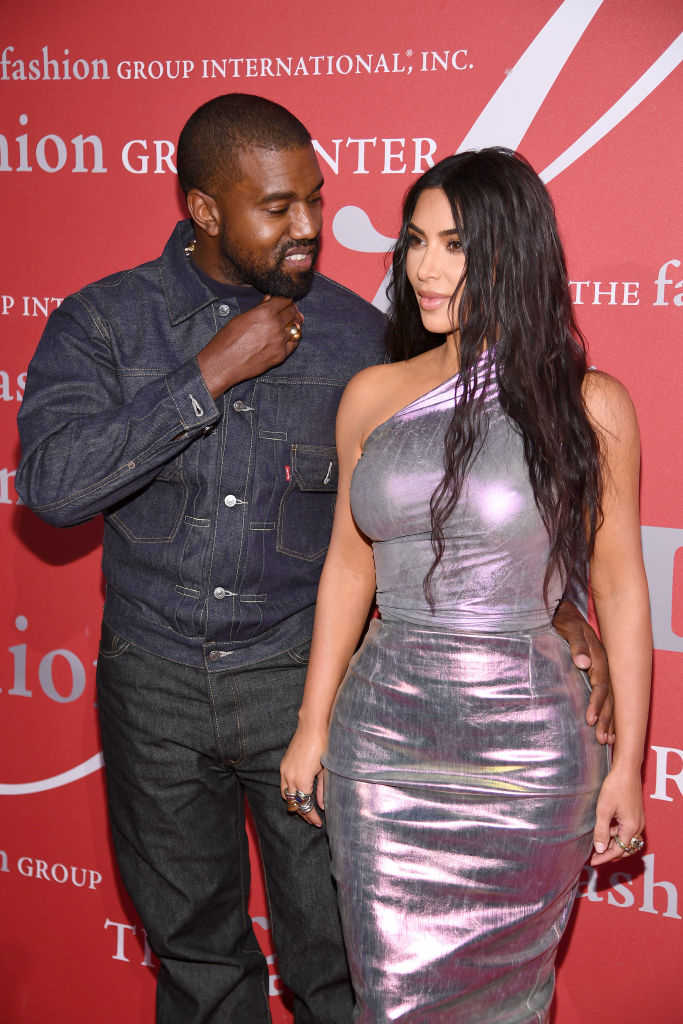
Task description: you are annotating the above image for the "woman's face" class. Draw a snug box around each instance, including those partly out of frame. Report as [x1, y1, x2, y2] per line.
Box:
[405, 187, 466, 340]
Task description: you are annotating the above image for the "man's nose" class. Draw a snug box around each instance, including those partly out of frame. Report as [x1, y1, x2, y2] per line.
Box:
[289, 202, 321, 240]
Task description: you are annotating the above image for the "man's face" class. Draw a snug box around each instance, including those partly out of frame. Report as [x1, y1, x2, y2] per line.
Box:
[212, 145, 323, 298]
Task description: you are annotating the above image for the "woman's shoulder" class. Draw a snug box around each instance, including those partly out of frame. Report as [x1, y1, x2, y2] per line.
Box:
[344, 361, 403, 395]
[582, 369, 640, 452]
[582, 369, 637, 430]
[339, 362, 408, 418]
[337, 362, 407, 448]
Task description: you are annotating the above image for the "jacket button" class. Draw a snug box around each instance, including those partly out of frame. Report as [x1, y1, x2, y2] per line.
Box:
[213, 587, 226, 599]
[218, 303, 230, 316]
[209, 650, 221, 662]
[233, 400, 245, 412]
[224, 494, 237, 507]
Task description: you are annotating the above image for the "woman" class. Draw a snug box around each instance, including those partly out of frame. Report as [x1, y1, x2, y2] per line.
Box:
[281, 149, 651, 1022]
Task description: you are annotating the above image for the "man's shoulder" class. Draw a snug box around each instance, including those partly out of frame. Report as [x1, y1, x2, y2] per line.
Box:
[63, 221, 191, 314]
[73, 249, 164, 303]
[305, 272, 386, 327]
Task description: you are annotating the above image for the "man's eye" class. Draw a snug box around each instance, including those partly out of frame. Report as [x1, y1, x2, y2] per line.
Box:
[266, 207, 289, 216]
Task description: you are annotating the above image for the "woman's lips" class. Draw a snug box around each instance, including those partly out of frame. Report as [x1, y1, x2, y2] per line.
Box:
[417, 291, 450, 311]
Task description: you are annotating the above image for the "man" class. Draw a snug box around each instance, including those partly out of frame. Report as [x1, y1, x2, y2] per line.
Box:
[16, 94, 612, 1023]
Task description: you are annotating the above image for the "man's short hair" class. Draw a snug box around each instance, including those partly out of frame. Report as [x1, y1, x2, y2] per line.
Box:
[176, 93, 312, 197]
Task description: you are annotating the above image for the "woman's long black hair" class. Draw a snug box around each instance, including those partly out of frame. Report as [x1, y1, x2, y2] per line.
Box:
[386, 148, 603, 607]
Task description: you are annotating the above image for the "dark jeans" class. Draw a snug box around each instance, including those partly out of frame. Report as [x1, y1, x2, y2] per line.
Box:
[96, 623, 353, 1024]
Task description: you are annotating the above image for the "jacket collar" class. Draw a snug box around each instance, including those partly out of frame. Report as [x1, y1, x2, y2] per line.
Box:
[158, 220, 217, 325]
[158, 218, 325, 323]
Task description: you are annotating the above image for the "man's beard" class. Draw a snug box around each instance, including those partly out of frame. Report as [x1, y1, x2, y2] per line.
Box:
[218, 234, 320, 300]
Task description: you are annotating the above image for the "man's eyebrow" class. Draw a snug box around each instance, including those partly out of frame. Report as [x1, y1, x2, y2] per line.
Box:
[407, 222, 460, 238]
[260, 179, 325, 204]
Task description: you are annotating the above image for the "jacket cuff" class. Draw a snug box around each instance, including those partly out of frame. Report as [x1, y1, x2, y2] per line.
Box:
[164, 358, 221, 432]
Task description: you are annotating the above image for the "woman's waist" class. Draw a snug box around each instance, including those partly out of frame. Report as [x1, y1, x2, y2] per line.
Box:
[376, 604, 555, 636]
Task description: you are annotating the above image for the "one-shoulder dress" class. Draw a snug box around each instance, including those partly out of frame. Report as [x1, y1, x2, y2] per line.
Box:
[323, 366, 609, 1023]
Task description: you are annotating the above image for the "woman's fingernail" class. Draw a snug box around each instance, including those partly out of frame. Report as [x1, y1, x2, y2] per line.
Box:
[595, 842, 606, 853]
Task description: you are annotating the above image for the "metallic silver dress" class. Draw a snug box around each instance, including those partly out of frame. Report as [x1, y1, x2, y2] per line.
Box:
[323, 367, 609, 1023]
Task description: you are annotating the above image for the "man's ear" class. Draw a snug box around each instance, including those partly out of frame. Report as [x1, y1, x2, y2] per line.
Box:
[186, 189, 221, 238]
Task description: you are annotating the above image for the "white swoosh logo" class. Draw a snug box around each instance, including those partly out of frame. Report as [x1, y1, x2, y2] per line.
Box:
[331, 0, 682, 310]
[0, 751, 104, 795]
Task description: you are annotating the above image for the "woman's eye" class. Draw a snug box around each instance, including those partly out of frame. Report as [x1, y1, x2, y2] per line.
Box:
[448, 239, 463, 252]
[407, 234, 423, 248]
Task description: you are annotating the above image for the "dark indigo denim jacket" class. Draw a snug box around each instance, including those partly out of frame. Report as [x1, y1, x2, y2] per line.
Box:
[17, 220, 386, 669]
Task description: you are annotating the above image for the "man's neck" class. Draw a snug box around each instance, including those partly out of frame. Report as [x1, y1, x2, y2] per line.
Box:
[188, 256, 264, 310]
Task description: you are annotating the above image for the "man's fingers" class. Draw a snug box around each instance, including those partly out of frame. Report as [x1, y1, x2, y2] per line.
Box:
[552, 601, 614, 743]
[552, 600, 593, 670]
[592, 688, 615, 744]
[570, 643, 591, 671]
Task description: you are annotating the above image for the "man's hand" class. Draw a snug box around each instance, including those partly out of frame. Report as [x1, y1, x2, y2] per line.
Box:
[197, 295, 303, 398]
[552, 599, 615, 744]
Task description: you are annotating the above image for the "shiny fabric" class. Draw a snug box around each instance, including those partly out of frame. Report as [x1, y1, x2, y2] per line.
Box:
[323, 368, 608, 1022]
[349, 366, 563, 632]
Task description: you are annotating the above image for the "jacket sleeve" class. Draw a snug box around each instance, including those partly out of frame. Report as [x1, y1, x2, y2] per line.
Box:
[15, 295, 221, 527]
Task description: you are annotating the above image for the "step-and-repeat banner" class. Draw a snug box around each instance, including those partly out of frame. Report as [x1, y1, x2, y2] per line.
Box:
[2, 1, 681, 1020]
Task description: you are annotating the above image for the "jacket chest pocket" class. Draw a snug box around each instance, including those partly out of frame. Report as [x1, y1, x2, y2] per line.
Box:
[277, 445, 338, 562]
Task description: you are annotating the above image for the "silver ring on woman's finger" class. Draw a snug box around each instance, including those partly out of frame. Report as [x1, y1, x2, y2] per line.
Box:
[294, 789, 314, 811]
[287, 321, 302, 342]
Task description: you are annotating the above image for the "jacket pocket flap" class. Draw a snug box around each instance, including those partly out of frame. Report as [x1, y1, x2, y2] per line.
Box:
[291, 445, 338, 491]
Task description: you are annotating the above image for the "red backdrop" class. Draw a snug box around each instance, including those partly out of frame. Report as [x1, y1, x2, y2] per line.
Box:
[2, 2, 682, 1020]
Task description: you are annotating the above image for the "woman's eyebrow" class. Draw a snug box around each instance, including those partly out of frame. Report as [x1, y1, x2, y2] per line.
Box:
[407, 223, 460, 238]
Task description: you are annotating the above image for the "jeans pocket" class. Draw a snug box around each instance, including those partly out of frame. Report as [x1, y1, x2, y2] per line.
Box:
[98, 621, 131, 659]
[287, 637, 312, 665]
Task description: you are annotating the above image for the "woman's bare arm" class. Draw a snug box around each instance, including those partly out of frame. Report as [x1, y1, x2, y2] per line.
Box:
[583, 372, 652, 864]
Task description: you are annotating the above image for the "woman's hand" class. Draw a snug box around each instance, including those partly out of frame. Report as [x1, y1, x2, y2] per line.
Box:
[590, 766, 645, 866]
[280, 722, 329, 828]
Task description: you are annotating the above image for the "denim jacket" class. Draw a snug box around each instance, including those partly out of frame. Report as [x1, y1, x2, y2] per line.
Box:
[17, 220, 386, 669]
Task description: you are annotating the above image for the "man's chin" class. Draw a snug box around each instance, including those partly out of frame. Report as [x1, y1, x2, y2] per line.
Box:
[269, 267, 316, 300]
